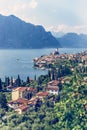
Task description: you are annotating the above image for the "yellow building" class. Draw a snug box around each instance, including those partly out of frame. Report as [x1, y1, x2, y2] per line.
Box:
[12, 87, 28, 100]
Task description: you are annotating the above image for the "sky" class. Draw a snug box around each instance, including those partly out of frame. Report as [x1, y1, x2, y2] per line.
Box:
[0, 0, 87, 34]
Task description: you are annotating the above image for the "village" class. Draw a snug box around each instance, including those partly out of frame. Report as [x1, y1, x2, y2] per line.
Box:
[8, 79, 60, 114]
[33, 48, 87, 69]
[1, 49, 87, 115]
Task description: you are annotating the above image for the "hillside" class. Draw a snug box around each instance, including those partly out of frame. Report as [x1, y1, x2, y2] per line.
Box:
[56, 33, 87, 48]
[0, 14, 60, 49]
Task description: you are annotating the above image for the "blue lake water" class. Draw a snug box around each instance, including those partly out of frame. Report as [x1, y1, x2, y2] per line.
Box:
[0, 48, 86, 81]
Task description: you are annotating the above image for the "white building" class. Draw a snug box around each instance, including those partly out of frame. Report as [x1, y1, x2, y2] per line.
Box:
[46, 85, 59, 95]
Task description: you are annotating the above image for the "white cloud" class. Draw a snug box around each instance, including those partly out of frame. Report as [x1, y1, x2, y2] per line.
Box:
[46, 25, 70, 32]
[46, 25, 87, 34]
[0, 0, 38, 16]
[30, 0, 38, 9]
[13, 4, 26, 11]
[12, 0, 38, 12]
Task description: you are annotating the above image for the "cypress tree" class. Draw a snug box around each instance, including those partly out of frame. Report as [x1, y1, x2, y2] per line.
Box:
[10, 76, 13, 86]
[0, 78, 2, 90]
[34, 75, 36, 81]
[0, 92, 8, 110]
[26, 76, 30, 84]
[48, 70, 51, 80]
[16, 75, 21, 86]
[5, 76, 10, 86]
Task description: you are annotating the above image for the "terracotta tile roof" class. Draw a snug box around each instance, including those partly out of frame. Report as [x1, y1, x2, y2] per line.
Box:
[28, 100, 37, 105]
[17, 105, 29, 111]
[18, 87, 28, 92]
[36, 92, 49, 97]
[47, 85, 59, 91]
[12, 87, 27, 92]
[28, 97, 38, 105]
[48, 80, 59, 86]
[10, 98, 29, 105]
[29, 97, 37, 101]
[12, 87, 35, 93]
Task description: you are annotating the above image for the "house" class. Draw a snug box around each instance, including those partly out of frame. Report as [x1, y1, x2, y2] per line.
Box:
[12, 87, 28, 100]
[8, 97, 39, 114]
[46, 85, 59, 95]
[8, 98, 29, 109]
[36, 92, 49, 100]
[15, 105, 29, 114]
[28, 97, 39, 107]
[46, 80, 59, 95]
[48, 80, 59, 86]
[12, 87, 36, 100]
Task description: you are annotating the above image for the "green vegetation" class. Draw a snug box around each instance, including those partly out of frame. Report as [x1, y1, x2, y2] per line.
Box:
[0, 94, 58, 130]
[54, 81, 87, 129]
[0, 53, 87, 130]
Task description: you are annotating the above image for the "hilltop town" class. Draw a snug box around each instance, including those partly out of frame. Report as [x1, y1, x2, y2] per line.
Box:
[33, 48, 87, 69]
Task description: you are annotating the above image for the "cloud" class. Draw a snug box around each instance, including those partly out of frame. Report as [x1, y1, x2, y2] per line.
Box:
[0, 0, 38, 15]
[0, 0, 87, 35]
[12, 0, 38, 12]
[47, 25, 69, 32]
[46, 25, 87, 34]
[30, 0, 38, 9]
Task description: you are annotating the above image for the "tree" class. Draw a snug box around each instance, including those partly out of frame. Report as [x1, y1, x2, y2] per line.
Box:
[48, 70, 51, 80]
[10, 77, 13, 86]
[26, 76, 30, 84]
[0, 92, 8, 110]
[35, 99, 42, 111]
[0, 78, 2, 90]
[37, 75, 44, 85]
[28, 91, 33, 99]
[16, 75, 21, 86]
[34, 75, 36, 81]
[36, 85, 42, 92]
[5, 76, 10, 86]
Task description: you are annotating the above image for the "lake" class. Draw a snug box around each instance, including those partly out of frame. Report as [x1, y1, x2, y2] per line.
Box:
[0, 48, 86, 81]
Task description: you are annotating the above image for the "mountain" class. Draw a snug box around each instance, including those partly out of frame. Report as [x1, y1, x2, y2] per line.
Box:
[57, 33, 87, 48]
[0, 14, 60, 49]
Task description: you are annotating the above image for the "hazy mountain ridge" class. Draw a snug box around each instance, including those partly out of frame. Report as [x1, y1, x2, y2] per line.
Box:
[0, 14, 60, 49]
[56, 32, 87, 48]
[52, 31, 65, 38]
